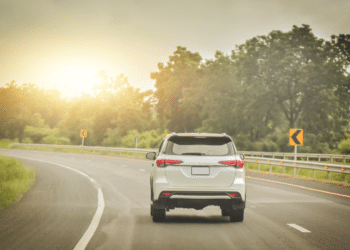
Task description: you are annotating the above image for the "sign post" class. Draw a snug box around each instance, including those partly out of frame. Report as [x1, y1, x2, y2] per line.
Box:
[80, 129, 87, 146]
[290, 129, 303, 161]
[135, 136, 138, 148]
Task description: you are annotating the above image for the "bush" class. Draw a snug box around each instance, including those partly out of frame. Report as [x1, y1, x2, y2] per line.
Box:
[120, 129, 168, 149]
[0, 139, 15, 148]
[101, 128, 122, 147]
[22, 137, 33, 144]
[338, 138, 350, 155]
[41, 134, 70, 145]
[23, 126, 51, 143]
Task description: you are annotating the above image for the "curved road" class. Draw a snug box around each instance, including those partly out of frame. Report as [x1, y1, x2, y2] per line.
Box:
[0, 149, 349, 250]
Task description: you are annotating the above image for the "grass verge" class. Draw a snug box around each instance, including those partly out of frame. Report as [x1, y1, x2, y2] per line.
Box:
[0, 155, 36, 211]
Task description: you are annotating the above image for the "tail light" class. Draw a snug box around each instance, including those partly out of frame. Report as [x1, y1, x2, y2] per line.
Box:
[219, 160, 244, 168]
[229, 192, 241, 198]
[161, 192, 172, 197]
[156, 159, 183, 167]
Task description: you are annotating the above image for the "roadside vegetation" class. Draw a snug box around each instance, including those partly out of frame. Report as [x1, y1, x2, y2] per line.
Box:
[0, 25, 349, 189]
[1, 25, 349, 155]
[0, 155, 35, 211]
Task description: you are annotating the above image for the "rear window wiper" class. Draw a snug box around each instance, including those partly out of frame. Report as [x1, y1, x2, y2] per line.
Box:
[181, 152, 206, 156]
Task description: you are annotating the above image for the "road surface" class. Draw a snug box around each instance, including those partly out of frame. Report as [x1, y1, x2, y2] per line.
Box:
[0, 149, 349, 250]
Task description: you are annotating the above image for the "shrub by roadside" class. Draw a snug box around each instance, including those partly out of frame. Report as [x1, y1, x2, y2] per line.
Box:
[0, 155, 35, 211]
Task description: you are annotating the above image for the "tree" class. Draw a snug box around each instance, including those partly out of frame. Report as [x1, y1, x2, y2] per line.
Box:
[331, 34, 350, 63]
[151, 46, 202, 132]
[92, 71, 153, 145]
[233, 25, 349, 146]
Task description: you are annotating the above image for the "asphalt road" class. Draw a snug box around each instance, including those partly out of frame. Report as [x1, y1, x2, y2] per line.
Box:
[0, 149, 349, 250]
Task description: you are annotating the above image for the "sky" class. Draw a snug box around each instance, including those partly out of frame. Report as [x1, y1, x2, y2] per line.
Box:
[1, 0, 350, 98]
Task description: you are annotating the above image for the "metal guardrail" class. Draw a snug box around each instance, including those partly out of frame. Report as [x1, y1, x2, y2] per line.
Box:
[244, 157, 349, 183]
[240, 151, 350, 163]
[12, 143, 349, 183]
[13, 143, 157, 155]
[13, 144, 350, 162]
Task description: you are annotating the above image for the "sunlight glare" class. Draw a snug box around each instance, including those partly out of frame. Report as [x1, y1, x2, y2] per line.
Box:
[49, 60, 101, 99]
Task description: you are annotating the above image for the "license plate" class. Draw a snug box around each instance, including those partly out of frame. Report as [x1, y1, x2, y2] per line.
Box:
[191, 167, 210, 175]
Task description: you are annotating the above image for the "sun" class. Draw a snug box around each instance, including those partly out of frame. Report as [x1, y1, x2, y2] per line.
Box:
[47, 59, 102, 99]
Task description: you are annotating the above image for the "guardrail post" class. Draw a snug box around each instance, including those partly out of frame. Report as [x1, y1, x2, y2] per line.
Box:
[258, 163, 260, 172]
[269, 165, 272, 173]
[328, 171, 331, 181]
[313, 170, 315, 179]
[307, 156, 309, 161]
[293, 167, 296, 175]
[283, 166, 286, 174]
[345, 174, 348, 184]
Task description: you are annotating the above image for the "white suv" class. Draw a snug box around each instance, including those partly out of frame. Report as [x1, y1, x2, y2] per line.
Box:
[146, 132, 246, 222]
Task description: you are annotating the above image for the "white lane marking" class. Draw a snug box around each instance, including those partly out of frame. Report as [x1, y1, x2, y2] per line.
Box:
[74, 188, 105, 250]
[287, 224, 311, 233]
[7, 155, 105, 250]
[139, 169, 146, 172]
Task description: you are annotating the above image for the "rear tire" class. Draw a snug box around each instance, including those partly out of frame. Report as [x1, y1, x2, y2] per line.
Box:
[152, 208, 166, 222]
[150, 204, 153, 216]
[229, 209, 244, 222]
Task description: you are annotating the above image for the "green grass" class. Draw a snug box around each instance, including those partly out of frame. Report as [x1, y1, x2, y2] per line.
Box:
[0, 155, 36, 211]
[245, 162, 348, 183]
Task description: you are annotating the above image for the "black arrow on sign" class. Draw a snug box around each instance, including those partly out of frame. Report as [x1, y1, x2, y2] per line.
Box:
[291, 130, 301, 145]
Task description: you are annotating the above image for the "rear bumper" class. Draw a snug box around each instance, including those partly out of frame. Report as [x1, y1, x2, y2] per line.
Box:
[153, 191, 245, 210]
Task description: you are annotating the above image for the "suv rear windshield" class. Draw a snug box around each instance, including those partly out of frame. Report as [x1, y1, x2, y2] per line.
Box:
[164, 136, 236, 156]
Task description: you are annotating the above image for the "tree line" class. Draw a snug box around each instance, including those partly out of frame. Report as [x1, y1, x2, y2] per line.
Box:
[1, 25, 350, 153]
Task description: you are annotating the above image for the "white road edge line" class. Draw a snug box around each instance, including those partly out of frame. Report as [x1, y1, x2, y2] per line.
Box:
[6, 155, 105, 250]
[74, 188, 105, 250]
[287, 223, 311, 233]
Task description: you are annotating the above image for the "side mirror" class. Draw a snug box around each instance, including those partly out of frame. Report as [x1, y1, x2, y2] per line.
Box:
[239, 154, 245, 160]
[146, 152, 156, 160]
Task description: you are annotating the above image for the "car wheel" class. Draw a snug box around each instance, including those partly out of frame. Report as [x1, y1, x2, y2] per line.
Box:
[229, 209, 244, 222]
[151, 204, 153, 216]
[221, 208, 229, 217]
[152, 208, 166, 222]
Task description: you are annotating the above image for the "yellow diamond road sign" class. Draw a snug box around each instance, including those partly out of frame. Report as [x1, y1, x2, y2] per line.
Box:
[80, 129, 87, 138]
[290, 129, 303, 146]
